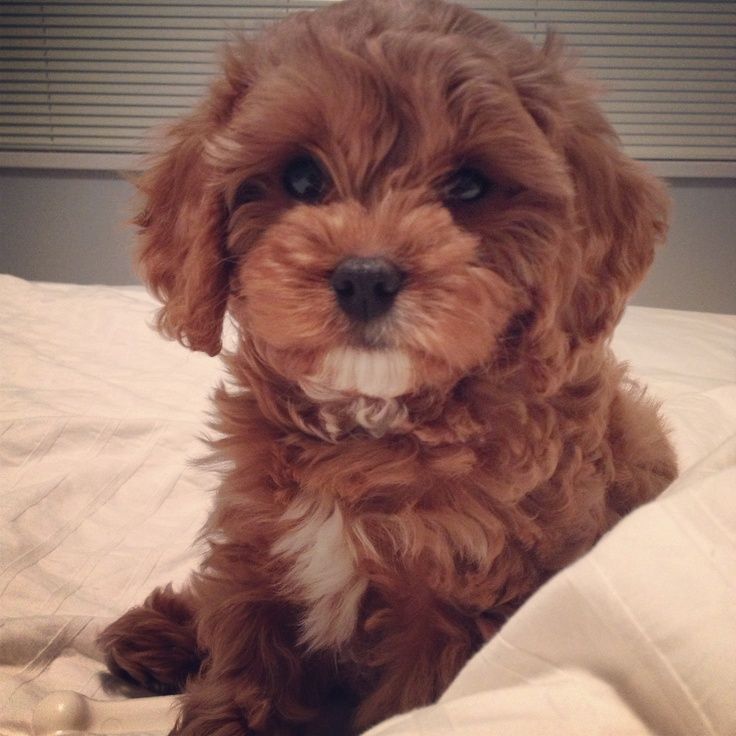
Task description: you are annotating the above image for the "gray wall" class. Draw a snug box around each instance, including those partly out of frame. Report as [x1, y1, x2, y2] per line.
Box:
[633, 178, 735, 314]
[0, 169, 137, 285]
[1, 168, 734, 313]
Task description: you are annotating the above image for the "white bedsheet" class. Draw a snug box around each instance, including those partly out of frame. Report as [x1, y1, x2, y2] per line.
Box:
[1, 274, 734, 736]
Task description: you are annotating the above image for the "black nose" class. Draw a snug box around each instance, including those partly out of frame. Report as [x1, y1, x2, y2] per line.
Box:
[330, 257, 404, 321]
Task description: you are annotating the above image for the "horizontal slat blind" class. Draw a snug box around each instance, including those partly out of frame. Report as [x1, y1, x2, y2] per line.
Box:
[1, 0, 734, 172]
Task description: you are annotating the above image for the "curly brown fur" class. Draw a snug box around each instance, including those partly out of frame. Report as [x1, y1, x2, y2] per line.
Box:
[98, 584, 200, 695]
[99, 1, 677, 733]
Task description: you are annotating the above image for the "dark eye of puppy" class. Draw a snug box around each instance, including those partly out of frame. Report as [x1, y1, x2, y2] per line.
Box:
[443, 168, 489, 203]
[283, 156, 330, 203]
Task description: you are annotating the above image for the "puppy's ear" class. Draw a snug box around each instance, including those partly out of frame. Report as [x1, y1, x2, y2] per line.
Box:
[561, 101, 669, 342]
[515, 37, 669, 344]
[135, 126, 227, 356]
[135, 43, 253, 356]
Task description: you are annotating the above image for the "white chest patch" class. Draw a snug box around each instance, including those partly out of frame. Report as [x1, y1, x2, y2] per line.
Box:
[271, 499, 367, 652]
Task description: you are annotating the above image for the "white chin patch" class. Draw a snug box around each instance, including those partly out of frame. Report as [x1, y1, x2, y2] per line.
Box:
[304, 347, 414, 400]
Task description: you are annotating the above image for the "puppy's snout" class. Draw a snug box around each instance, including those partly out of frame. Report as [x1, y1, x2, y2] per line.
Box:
[330, 257, 404, 321]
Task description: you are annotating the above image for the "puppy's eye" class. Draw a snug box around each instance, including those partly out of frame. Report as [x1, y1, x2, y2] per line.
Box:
[443, 168, 489, 203]
[283, 156, 330, 204]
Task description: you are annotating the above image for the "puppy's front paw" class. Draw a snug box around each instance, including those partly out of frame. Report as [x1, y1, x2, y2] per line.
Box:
[98, 585, 200, 695]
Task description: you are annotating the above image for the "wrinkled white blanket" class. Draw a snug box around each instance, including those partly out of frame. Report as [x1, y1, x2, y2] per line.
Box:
[1, 274, 734, 736]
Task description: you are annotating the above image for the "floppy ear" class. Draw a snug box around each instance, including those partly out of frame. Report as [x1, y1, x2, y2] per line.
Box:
[500, 36, 668, 394]
[135, 125, 228, 356]
[135, 44, 253, 356]
[561, 101, 669, 343]
[512, 36, 669, 345]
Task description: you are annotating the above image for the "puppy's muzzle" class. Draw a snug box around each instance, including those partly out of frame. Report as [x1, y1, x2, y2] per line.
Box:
[330, 257, 404, 321]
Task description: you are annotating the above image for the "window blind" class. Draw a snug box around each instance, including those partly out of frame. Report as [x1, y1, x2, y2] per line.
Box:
[1, 0, 734, 175]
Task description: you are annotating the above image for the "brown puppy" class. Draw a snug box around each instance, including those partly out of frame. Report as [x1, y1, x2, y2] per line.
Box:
[99, 1, 677, 733]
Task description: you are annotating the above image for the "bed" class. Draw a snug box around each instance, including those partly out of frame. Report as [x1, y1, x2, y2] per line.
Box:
[1, 273, 734, 736]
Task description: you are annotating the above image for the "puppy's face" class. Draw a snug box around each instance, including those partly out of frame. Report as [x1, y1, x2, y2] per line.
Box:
[220, 35, 575, 399]
[137, 0, 668, 404]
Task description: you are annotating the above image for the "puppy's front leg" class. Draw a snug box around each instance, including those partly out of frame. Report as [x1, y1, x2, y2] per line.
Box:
[173, 570, 326, 736]
[352, 599, 482, 732]
[605, 386, 678, 515]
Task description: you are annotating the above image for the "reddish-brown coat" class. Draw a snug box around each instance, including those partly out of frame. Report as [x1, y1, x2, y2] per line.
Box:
[99, 2, 677, 733]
